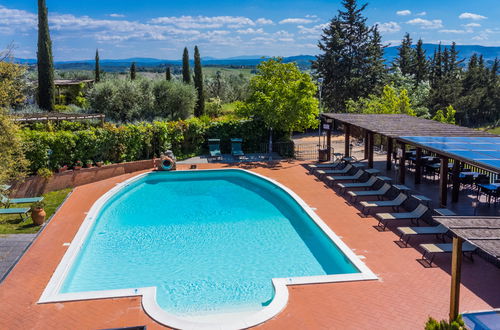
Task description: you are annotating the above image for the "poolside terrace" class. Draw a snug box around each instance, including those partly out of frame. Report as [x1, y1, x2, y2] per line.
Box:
[1, 161, 499, 329]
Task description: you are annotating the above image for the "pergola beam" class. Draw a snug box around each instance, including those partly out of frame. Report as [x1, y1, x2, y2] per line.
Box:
[449, 236, 463, 322]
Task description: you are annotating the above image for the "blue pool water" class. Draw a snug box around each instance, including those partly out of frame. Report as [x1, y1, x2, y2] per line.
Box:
[61, 170, 359, 316]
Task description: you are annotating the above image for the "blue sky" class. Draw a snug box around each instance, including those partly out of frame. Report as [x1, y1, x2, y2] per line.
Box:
[0, 0, 498, 60]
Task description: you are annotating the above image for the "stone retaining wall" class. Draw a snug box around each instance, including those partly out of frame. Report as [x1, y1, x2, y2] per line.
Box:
[12, 160, 155, 198]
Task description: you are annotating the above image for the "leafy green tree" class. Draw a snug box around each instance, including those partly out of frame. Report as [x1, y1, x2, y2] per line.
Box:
[95, 49, 100, 82]
[393, 33, 415, 76]
[130, 62, 136, 80]
[152, 80, 197, 120]
[385, 69, 430, 117]
[205, 71, 250, 103]
[193, 46, 204, 117]
[0, 61, 27, 108]
[313, 0, 386, 111]
[166, 67, 171, 81]
[0, 109, 28, 186]
[237, 58, 319, 144]
[182, 47, 191, 84]
[37, 0, 55, 111]
[346, 84, 415, 116]
[432, 105, 456, 124]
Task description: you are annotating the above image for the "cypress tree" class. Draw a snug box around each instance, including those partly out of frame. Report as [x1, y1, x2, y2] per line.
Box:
[313, 0, 385, 111]
[193, 46, 204, 117]
[414, 39, 428, 84]
[166, 67, 171, 81]
[130, 62, 136, 80]
[393, 33, 415, 76]
[37, 0, 55, 111]
[182, 47, 190, 84]
[95, 49, 100, 82]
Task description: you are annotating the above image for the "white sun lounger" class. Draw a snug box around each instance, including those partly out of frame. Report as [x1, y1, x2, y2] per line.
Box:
[347, 183, 391, 202]
[359, 193, 408, 214]
[420, 242, 476, 266]
[397, 224, 449, 246]
[375, 204, 429, 230]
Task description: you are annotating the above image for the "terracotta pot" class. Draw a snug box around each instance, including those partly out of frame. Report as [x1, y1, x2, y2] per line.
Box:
[96, 162, 104, 167]
[73, 166, 82, 171]
[85, 163, 93, 168]
[58, 166, 68, 173]
[31, 208, 46, 225]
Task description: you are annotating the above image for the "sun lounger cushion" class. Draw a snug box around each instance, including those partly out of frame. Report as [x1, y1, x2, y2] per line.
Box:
[420, 242, 476, 254]
[397, 225, 448, 236]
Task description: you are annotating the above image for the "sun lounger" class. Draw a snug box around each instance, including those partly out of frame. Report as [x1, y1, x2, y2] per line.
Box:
[359, 193, 408, 214]
[325, 169, 364, 185]
[0, 207, 30, 221]
[308, 156, 357, 172]
[1, 195, 44, 208]
[347, 183, 391, 202]
[375, 204, 429, 230]
[208, 139, 222, 159]
[397, 225, 448, 246]
[231, 138, 244, 159]
[316, 163, 366, 177]
[420, 242, 476, 266]
[337, 176, 378, 192]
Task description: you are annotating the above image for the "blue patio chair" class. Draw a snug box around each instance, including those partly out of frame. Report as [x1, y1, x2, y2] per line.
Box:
[0, 208, 30, 221]
[208, 139, 222, 159]
[1, 194, 44, 208]
[231, 138, 245, 159]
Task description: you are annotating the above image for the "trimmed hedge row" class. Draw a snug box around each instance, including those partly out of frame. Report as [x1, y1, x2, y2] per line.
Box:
[21, 117, 286, 173]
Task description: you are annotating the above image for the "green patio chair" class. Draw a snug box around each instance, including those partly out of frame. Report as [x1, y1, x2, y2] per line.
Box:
[0, 207, 30, 221]
[231, 138, 245, 159]
[1, 194, 44, 208]
[208, 139, 222, 159]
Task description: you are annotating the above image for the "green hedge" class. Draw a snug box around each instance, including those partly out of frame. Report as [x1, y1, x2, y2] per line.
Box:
[21, 117, 285, 173]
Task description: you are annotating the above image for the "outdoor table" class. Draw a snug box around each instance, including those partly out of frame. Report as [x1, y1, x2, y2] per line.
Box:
[412, 194, 432, 206]
[376, 176, 392, 181]
[365, 169, 380, 175]
[434, 208, 456, 216]
[478, 183, 500, 204]
[459, 172, 480, 178]
[393, 184, 411, 192]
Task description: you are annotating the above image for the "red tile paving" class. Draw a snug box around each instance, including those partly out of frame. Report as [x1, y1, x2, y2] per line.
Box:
[1, 161, 499, 330]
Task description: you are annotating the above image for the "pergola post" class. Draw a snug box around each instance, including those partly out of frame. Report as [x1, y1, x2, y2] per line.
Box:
[364, 130, 369, 160]
[344, 124, 351, 157]
[452, 161, 461, 203]
[440, 156, 449, 207]
[326, 124, 332, 161]
[386, 137, 393, 170]
[368, 132, 374, 168]
[449, 236, 463, 322]
[398, 142, 406, 184]
[415, 147, 422, 184]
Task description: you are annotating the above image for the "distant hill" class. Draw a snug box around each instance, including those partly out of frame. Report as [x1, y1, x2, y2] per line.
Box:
[13, 44, 500, 72]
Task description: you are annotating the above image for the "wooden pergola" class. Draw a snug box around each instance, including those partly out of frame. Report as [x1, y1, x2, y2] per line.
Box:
[432, 216, 500, 322]
[12, 112, 105, 124]
[320, 113, 499, 207]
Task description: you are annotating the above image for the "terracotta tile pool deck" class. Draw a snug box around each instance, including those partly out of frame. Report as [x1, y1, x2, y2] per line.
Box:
[1, 161, 499, 329]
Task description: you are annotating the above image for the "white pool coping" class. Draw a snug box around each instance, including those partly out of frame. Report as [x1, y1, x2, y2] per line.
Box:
[39, 168, 378, 330]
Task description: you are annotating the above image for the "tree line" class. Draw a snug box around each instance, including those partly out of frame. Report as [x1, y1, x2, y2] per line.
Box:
[314, 0, 499, 128]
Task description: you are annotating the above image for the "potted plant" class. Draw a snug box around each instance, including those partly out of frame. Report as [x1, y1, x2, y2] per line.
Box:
[30, 201, 46, 226]
[74, 160, 83, 170]
[95, 160, 104, 167]
[85, 159, 93, 168]
[57, 164, 68, 173]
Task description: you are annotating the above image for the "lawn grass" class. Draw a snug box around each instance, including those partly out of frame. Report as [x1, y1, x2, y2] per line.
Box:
[487, 127, 500, 135]
[0, 188, 72, 235]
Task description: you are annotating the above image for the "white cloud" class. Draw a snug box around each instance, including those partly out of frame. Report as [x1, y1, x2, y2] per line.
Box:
[407, 18, 443, 29]
[236, 28, 265, 34]
[439, 29, 468, 34]
[416, 12, 427, 16]
[255, 18, 274, 25]
[297, 23, 328, 35]
[459, 12, 487, 20]
[279, 18, 313, 24]
[0, 6, 37, 32]
[376, 21, 401, 33]
[464, 23, 481, 28]
[396, 10, 411, 16]
[150, 16, 255, 29]
[274, 30, 294, 38]
[109, 14, 125, 18]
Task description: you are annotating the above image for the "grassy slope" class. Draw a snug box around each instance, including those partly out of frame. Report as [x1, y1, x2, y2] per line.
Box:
[0, 188, 72, 234]
[487, 127, 500, 135]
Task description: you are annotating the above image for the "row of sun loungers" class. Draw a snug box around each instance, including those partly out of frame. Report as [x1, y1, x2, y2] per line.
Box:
[308, 158, 473, 266]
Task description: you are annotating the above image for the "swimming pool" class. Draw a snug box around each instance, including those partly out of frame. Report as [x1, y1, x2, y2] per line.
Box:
[40, 169, 376, 329]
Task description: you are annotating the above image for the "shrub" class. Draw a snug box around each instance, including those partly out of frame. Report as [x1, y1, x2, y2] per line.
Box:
[425, 315, 465, 330]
